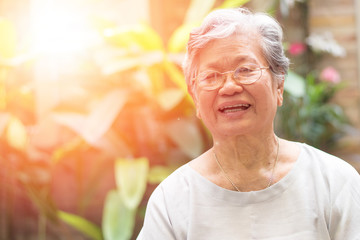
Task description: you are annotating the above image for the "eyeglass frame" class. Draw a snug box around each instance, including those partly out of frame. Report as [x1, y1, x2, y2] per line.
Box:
[192, 63, 270, 91]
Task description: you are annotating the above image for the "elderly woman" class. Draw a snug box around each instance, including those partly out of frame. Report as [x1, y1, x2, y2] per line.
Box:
[137, 8, 360, 240]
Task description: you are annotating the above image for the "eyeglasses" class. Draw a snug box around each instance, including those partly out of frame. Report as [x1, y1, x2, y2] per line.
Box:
[194, 63, 270, 91]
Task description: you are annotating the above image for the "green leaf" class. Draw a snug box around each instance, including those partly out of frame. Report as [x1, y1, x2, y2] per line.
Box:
[104, 23, 164, 51]
[21, 183, 58, 222]
[163, 60, 187, 92]
[218, 0, 251, 8]
[100, 51, 164, 75]
[58, 211, 103, 240]
[0, 19, 16, 58]
[52, 89, 128, 145]
[284, 71, 306, 97]
[51, 137, 87, 163]
[148, 166, 174, 184]
[147, 64, 166, 94]
[91, 131, 133, 159]
[167, 22, 199, 53]
[165, 118, 203, 158]
[115, 158, 149, 209]
[157, 88, 185, 111]
[184, 0, 216, 24]
[83, 89, 128, 144]
[52, 112, 86, 137]
[6, 115, 28, 151]
[162, 60, 193, 104]
[102, 190, 136, 240]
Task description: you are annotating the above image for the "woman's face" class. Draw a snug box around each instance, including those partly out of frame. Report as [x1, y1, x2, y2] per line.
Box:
[192, 32, 284, 139]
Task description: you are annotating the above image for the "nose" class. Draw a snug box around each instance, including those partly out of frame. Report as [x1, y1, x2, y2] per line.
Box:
[218, 73, 244, 95]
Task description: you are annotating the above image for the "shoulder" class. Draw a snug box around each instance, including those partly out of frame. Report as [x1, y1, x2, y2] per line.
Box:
[158, 164, 193, 190]
[139, 165, 191, 240]
[142, 164, 193, 239]
[144, 164, 193, 217]
[148, 164, 193, 205]
[300, 144, 360, 238]
[300, 143, 359, 178]
[296, 142, 360, 198]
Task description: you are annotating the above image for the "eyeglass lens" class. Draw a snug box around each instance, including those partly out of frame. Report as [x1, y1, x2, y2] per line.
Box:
[198, 64, 263, 89]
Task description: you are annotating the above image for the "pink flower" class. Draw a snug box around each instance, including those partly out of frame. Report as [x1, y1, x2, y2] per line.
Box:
[288, 42, 306, 56]
[320, 66, 341, 83]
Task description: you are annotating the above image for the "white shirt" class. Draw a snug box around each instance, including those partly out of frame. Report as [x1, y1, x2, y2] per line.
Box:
[137, 143, 360, 240]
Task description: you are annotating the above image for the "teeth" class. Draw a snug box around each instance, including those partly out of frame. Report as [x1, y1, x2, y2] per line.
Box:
[223, 108, 242, 113]
[220, 104, 250, 112]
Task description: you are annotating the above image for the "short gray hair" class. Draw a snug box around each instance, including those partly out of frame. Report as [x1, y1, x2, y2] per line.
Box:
[182, 8, 289, 93]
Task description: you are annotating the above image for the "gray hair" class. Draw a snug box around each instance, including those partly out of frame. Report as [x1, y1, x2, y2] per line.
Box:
[182, 8, 289, 94]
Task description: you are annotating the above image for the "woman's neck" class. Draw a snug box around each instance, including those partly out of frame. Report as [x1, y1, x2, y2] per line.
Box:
[189, 134, 300, 192]
[212, 133, 278, 170]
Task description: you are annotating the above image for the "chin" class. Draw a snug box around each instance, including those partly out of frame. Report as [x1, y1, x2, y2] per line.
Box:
[211, 125, 253, 138]
[211, 121, 273, 139]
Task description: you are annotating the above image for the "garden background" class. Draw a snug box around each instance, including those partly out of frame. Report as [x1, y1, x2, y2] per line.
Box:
[0, 0, 359, 239]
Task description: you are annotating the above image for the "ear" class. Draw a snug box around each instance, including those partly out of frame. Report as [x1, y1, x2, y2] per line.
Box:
[188, 82, 202, 119]
[277, 76, 285, 106]
[196, 108, 201, 119]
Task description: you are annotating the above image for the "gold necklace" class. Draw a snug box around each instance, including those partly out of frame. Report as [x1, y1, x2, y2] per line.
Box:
[213, 136, 280, 192]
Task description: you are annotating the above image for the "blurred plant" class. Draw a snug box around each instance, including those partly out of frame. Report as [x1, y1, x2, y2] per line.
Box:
[306, 32, 346, 57]
[276, 1, 349, 150]
[94, 1, 250, 239]
[271, 0, 353, 151]
[0, 8, 197, 240]
[288, 42, 306, 56]
[102, 158, 149, 240]
[279, 0, 306, 17]
[0, 0, 250, 239]
[319, 66, 341, 84]
[278, 69, 347, 150]
[7, 0, 351, 239]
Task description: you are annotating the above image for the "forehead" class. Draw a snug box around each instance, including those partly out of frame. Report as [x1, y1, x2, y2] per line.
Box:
[197, 32, 266, 72]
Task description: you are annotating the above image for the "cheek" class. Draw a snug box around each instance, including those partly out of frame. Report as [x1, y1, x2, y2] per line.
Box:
[251, 84, 278, 112]
[267, 80, 283, 105]
[196, 91, 217, 119]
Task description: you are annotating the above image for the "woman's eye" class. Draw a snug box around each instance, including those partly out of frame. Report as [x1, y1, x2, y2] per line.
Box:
[237, 67, 252, 73]
[235, 65, 257, 77]
[202, 72, 218, 82]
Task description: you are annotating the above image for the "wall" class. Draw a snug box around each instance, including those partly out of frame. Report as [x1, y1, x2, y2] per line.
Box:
[309, 0, 360, 128]
[308, 0, 360, 170]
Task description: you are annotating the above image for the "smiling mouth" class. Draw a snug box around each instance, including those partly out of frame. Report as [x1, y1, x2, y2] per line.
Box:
[219, 104, 251, 113]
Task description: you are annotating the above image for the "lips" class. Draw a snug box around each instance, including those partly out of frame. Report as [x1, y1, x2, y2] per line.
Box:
[219, 103, 251, 113]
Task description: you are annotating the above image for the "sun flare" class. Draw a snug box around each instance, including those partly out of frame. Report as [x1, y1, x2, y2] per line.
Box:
[30, 0, 101, 56]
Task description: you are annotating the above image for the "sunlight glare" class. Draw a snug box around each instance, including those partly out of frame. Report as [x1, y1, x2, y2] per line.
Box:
[30, 0, 101, 56]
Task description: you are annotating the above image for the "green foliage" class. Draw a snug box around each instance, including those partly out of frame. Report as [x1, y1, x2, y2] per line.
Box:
[102, 190, 137, 240]
[278, 73, 347, 150]
[0, 19, 16, 58]
[114, 158, 149, 210]
[284, 71, 306, 98]
[168, 23, 199, 53]
[276, 1, 350, 151]
[147, 165, 175, 184]
[218, 0, 252, 9]
[0, 0, 253, 239]
[58, 211, 103, 240]
[184, 0, 217, 24]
